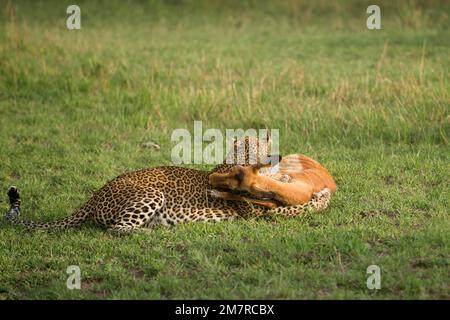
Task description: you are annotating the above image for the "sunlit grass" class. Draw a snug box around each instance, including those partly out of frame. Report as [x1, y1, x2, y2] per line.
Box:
[0, 0, 448, 299]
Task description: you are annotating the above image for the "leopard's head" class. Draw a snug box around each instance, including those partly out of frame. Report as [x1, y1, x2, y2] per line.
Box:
[223, 133, 274, 166]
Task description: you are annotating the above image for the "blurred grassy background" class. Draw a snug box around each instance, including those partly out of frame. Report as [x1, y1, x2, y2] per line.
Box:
[0, 0, 449, 299]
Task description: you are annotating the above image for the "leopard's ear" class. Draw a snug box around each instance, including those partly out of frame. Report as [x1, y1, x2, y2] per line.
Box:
[273, 154, 282, 163]
[267, 154, 282, 165]
[265, 127, 271, 144]
[259, 127, 271, 146]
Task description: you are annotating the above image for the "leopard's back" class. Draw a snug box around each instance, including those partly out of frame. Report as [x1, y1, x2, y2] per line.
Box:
[87, 166, 265, 230]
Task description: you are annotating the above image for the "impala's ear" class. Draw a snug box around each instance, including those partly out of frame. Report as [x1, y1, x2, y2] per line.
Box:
[250, 155, 282, 173]
[251, 162, 270, 173]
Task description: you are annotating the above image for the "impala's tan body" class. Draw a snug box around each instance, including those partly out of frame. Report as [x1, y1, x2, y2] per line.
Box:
[209, 154, 336, 208]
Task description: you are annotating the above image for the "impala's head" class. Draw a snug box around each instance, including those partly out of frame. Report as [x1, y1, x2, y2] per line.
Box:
[209, 155, 282, 199]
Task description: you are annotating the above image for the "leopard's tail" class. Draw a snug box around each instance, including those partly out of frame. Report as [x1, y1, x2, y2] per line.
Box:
[4, 186, 90, 230]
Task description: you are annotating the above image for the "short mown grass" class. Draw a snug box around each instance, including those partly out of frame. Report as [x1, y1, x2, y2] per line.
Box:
[0, 0, 449, 299]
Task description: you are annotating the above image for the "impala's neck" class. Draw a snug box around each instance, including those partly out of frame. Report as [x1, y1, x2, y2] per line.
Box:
[254, 174, 285, 191]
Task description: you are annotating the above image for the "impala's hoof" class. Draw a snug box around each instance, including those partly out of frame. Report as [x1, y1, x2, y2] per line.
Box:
[207, 189, 221, 198]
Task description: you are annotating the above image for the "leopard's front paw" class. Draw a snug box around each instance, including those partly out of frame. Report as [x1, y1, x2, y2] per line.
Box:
[279, 174, 291, 183]
[314, 188, 331, 198]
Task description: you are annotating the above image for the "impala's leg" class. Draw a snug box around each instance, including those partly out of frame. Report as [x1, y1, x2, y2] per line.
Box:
[266, 188, 332, 217]
[208, 189, 279, 209]
[240, 198, 278, 209]
[268, 181, 314, 206]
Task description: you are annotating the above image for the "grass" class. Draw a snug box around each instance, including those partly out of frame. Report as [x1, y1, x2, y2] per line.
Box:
[0, 0, 449, 299]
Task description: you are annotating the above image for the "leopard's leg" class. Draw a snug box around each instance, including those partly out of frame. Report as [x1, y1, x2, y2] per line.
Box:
[174, 207, 239, 224]
[106, 189, 165, 235]
[266, 188, 332, 217]
[207, 189, 278, 209]
[312, 188, 332, 211]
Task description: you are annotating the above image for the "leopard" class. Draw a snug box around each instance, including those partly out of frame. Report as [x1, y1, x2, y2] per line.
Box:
[4, 136, 332, 234]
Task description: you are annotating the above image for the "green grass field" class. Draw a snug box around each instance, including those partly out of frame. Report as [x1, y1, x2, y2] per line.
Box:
[0, 0, 449, 299]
